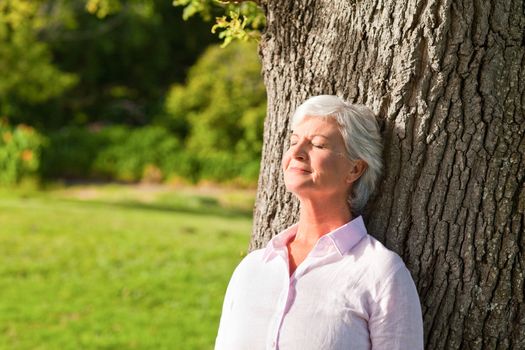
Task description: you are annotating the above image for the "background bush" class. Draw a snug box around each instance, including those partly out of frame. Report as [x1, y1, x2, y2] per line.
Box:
[164, 41, 266, 163]
[92, 126, 181, 181]
[42, 126, 178, 182]
[41, 125, 260, 184]
[0, 120, 46, 186]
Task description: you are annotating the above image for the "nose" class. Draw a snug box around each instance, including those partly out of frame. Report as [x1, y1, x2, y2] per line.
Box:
[289, 139, 308, 160]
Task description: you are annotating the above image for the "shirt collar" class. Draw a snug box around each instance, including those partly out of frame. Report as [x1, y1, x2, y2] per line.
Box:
[262, 215, 368, 263]
[262, 223, 298, 262]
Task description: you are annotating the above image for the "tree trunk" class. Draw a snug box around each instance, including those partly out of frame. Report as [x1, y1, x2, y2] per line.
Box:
[251, 0, 525, 348]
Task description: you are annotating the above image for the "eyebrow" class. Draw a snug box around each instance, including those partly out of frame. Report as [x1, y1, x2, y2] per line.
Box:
[290, 132, 330, 139]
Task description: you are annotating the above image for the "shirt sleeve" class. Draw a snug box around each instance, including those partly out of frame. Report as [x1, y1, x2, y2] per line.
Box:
[369, 264, 424, 350]
[214, 265, 239, 350]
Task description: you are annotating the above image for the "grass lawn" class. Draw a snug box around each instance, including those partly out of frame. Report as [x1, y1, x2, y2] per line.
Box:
[0, 184, 254, 350]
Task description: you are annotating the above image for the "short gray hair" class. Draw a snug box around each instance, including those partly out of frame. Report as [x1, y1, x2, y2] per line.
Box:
[291, 95, 383, 214]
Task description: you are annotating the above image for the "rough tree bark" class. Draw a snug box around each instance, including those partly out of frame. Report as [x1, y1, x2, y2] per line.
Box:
[250, 0, 524, 349]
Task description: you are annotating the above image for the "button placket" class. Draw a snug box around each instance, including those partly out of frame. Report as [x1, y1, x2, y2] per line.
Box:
[267, 266, 292, 350]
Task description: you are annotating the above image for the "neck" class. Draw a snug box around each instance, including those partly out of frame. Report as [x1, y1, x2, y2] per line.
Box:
[293, 197, 353, 246]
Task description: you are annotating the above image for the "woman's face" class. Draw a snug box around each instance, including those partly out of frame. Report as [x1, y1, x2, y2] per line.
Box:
[282, 116, 357, 202]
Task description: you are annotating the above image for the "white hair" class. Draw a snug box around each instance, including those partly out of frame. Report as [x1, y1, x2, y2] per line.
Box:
[291, 95, 383, 214]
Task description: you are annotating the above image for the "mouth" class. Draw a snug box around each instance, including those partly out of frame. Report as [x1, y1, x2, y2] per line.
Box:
[288, 166, 312, 174]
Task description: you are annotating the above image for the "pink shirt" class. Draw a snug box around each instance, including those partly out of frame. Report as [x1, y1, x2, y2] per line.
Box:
[215, 216, 424, 350]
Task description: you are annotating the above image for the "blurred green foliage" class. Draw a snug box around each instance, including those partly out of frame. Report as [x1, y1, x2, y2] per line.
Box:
[41, 125, 182, 182]
[2, 0, 218, 128]
[88, 0, 266, 46]
[165, 41, 266, 162]
[0, 0, 267, 186]
[0, 0, 78, 119]
[92, 126, 181, 182]
[0, 120, 46, 186]
[41, 124, 261, 185]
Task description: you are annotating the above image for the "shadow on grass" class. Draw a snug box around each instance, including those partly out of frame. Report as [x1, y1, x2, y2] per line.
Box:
[0, 184, 254, 219]
[53, 196, 253, 219]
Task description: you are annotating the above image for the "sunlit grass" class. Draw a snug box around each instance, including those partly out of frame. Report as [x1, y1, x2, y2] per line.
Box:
[0, 184, 253, 350]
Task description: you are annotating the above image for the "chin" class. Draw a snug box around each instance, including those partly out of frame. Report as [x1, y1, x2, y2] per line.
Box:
[284, 181, 302, 194]
[284, 181, 313, 197]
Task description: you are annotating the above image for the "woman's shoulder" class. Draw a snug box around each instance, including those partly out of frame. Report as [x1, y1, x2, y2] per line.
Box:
[226, 248, 272, 290]
[240, 248, 266, 264]
[231, 248, 266, 274]
[353, 234, 407, 281]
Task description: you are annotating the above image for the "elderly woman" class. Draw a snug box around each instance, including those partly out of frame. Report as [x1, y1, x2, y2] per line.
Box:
[215, 95, 424, 349]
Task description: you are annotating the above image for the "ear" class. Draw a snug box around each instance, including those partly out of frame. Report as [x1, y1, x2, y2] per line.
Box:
[346, 159, 368, 184]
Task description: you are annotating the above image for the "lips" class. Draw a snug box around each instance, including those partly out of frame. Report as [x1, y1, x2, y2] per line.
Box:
[289, 166, 312, 173]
